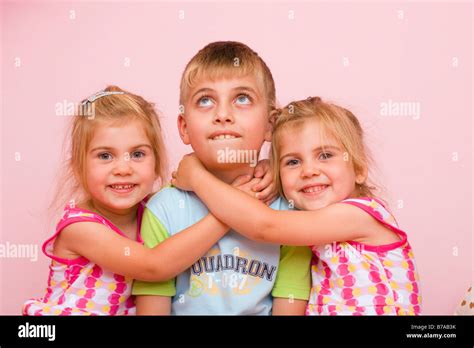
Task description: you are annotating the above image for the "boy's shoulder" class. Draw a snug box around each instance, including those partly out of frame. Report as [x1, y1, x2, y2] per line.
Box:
[269, 196, 293, 211]
[146, 185, 207, 216]
[147, 185, 193, 207]
[144, 186, 208, 235]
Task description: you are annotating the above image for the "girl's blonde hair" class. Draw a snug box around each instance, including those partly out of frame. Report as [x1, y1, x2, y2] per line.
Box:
[270, 96, 377, 200]
[51, 85, 167, 212]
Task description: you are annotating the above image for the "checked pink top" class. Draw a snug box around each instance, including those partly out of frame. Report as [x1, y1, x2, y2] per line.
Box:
[306, 197, 421, 316]
[23, 202, 144, 316]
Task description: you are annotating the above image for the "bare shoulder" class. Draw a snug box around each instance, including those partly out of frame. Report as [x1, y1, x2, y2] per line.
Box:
[53, 222, 107, 259]
[340, 203, 401, 245]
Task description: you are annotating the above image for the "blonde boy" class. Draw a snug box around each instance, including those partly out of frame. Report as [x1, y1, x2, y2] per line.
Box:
[132, 41, 311, 315]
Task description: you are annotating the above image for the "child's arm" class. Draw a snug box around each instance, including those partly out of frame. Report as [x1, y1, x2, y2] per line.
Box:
[59, 213, 229, 282]
[172, 154, 374, 246]
[58, 173, 260, 284]
[272, 298, 307, 315]
[135, 295, 171, 315]
[252, 159, 278, 205]
[271, 244, 312, 315]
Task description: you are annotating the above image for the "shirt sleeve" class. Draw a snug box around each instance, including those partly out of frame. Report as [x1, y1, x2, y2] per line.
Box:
[131, 208, 176, 296]
[271, 245, 312, 300]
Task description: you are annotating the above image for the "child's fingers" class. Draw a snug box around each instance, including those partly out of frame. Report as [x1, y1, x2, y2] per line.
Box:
[236, 178, 261, 196]
[253, 166, 263, 178]
[171, 171, 177, 178]
[264, 193, 278, 206]
[231, 174, 252, 187]
[252, 170, 272, 192]
[254, 159, 270, 178]
[242, 178, 263, 191]
[255, 182, 276, 201]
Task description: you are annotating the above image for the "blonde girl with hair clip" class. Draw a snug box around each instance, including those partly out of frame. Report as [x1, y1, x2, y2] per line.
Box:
[171, 96, 422, 315]
[23, 86, 272, 315]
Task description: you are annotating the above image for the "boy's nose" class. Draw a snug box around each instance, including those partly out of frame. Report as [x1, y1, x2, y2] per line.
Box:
[213, 106, 234, 124]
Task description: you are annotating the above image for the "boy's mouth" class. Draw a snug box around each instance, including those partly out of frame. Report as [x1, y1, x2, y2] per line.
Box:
[209, 130, 242, 141]
[108, 183, 137, 194]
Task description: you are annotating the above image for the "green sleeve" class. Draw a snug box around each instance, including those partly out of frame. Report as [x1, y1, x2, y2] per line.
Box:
[131, 208, 176, 296]
[271, 245, 312, 300]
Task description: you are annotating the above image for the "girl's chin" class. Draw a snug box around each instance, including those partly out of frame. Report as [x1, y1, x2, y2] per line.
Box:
[295, 197, 332, 211]
[99, 197, 142, 211]
[302, 202, 329, 211]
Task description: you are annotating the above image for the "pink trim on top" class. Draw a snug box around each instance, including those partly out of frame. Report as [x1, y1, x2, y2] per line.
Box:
[42, 200, 146, 265]
[341, 198, 408, 253]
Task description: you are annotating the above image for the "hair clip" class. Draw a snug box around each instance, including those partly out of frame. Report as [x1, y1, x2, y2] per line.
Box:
[81, 90, 125, 105]
[307, 96, 322, 103]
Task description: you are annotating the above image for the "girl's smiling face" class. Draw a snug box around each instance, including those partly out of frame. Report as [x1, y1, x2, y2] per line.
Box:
[85, 118, 157, 213]
[278, 119, 366, 211]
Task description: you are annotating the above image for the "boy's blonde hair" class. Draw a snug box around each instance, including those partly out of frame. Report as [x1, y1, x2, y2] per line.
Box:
[271, 96, 376, 199]
[52, 85, 167, 211]
[179, 41, 276, 112]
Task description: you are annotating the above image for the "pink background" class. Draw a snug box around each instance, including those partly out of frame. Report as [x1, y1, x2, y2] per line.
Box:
[1, 1, 472, 315]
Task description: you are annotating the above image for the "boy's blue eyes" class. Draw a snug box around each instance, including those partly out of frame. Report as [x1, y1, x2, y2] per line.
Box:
[198, 97, 213, 107]
[235, 95, 251, 105]
[97, 151, 145, 160]
[197, 94, 252, 107]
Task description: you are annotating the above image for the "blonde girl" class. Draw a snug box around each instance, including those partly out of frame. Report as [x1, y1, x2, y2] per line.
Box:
[171, 96, 422, 316]
[23, 86, 270, 315]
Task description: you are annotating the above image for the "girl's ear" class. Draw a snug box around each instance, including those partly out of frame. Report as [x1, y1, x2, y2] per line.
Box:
[355, 165, 368, 185]
[177, 114, 191, 145]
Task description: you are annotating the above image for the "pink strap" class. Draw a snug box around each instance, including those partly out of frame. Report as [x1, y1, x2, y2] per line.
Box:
[341, 197, 408, 252]
[42, 202, 145, 264]
[42, 210, 110, 265]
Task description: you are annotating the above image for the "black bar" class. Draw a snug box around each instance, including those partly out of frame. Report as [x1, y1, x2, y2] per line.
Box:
[0, 315, 473, 346]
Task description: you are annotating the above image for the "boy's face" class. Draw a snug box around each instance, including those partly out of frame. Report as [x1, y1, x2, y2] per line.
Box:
[178, 74, 271, 172]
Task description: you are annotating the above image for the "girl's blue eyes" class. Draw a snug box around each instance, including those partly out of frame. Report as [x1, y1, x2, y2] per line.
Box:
[319, 152, 333, 160]
[132, 151, 145, 159]
[98, 152, 112, 160]
[97, 151, 146, 160]
[285, 152, 333, 166]
[286, 159, 300, 166]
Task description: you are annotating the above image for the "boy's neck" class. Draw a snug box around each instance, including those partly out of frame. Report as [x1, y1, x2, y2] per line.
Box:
[208, 165, 256, 184]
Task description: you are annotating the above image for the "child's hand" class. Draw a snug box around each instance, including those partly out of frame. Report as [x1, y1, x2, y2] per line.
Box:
[231, 175, 263, 197]
[252, 159, 278, 205]
[171, 153, 204, 191]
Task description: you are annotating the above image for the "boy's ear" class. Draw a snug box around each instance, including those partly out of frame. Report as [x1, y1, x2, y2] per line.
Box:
[265, 109, 278, 142]
[177, 114, 191, 145]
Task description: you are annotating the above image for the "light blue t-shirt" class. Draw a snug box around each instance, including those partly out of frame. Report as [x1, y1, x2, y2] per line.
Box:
[132, 186, 312, 315]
